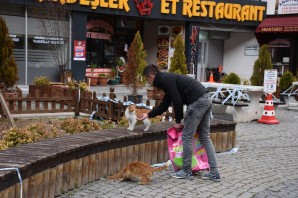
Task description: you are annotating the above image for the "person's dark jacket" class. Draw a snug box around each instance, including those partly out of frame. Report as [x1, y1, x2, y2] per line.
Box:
[147, 72, 207, 123]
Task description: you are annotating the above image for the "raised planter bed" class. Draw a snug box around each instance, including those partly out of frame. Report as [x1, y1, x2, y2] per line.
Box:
[0, 119, 236, 197]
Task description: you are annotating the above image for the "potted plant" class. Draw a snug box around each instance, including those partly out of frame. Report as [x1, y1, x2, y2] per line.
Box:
[124, 31, 147, 103]
[98, 73, 110, 86]
[108, 68, 120, 85]
[29, 76, 52, 97]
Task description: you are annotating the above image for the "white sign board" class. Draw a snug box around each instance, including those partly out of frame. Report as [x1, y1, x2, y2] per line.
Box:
[264, 69, 278, 93]
[278, 0, 298, 14]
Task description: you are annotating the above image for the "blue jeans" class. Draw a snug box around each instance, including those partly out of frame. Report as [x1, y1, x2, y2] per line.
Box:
[182, 93, 218, 174]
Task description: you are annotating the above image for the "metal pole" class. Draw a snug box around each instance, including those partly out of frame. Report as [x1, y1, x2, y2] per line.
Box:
[0, 168, 22, 198]
[25, 7, 28, 85]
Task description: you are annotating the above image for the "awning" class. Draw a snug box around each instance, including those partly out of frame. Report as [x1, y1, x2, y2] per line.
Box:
[256, 17, 298, 33]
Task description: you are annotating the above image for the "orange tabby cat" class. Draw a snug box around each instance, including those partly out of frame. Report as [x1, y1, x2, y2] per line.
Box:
[108, 161, 170, 185]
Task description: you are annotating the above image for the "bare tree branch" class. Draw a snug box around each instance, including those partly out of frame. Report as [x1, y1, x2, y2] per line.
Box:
[32, 2, 71, 76]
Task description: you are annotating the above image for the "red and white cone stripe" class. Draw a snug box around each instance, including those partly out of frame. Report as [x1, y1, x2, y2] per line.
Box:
[262, 110, 276, 116]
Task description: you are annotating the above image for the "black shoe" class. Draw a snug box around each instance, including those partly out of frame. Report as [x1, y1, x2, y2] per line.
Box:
[171, 169, 193, 180]
[201, 172, 221, 182]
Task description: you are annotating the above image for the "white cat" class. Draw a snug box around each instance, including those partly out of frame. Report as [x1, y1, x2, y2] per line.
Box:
[125, 104, 151, 131]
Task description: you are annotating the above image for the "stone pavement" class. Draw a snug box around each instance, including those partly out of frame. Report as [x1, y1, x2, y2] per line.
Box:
[58, 106, 298, 198]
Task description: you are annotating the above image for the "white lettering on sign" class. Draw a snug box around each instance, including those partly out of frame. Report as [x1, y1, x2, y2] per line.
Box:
[9, 34, 20, 42]
[32, 36, 65, 45]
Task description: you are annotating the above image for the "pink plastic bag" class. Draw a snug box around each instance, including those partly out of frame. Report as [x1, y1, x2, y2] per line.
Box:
[167, 127, 209, 172]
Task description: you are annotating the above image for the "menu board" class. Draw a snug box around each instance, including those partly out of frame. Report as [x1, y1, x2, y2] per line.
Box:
[157, 26, 170, 70]
[156, 26, 184, 70]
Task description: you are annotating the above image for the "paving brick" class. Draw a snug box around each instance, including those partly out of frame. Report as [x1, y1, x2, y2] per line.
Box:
[56, 106, 298, 198]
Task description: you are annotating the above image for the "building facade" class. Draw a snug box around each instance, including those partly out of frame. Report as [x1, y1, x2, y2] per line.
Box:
[0, 0, 267, 85]
[256, 0, 298, 78]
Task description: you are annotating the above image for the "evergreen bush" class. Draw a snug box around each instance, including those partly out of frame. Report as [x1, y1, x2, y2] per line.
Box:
[169, 35, 187, 75]
[279, 71, 296, 91]
[124, 31, 147, 96]
[250, 45, 272, 86]
[222, 73, 241, 84]
[0, 16, 19, 87]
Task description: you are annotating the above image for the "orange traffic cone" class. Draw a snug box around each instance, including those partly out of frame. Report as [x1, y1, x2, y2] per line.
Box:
[208, 71, 215, 82]
[258, 94, 279, 124]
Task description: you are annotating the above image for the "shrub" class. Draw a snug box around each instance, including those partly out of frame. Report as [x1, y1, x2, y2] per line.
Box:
[0, 16, 19, 87]
[125, 31, 147, 96]
[117, 117, 129, 128]
[79, 82, 88, 91]
[68, 80, 87, 91]
[279, 71, 296, 91]
[242, 78, 250, 85]
[59, 118, 101, 134]
[0, 123, 60, 150]
[99, 119, 118, 129]
[222, 73, 241, 84]
[250, 45, 273, 86]
[26, 123, 50, 142]
[0, 128, 33, 150]
[68, 79, 77, 90]
[33, 76, 50, 86]
[0, 115, 165, 150]
[0, 118, 102, 150]
[169, 35, 187, 75]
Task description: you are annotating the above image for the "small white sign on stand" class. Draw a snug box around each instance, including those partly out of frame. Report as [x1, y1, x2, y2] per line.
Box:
[264, 69, 277, 94]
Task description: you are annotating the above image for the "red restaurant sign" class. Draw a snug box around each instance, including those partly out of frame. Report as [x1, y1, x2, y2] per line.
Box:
[73, 40, 86, 61]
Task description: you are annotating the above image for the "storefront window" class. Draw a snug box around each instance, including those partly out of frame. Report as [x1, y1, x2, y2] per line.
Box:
[115, 17, 143, 61]
[27, 14, 68, 82]
[86, 15, 115, 68]
[85, 15, 143, 68]
[270, 39, 291, 77]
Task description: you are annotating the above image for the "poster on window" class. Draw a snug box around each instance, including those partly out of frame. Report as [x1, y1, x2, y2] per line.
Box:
[74, 40, 86, 61]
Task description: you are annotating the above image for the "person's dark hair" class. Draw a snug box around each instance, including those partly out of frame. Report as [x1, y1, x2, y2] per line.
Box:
[143, 64, 160, 77]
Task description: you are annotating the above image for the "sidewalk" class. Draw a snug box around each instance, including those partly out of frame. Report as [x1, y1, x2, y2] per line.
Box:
[58, 106, 298, 198]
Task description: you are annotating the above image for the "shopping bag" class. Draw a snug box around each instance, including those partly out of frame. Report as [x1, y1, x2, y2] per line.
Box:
[167, 127, 209, 172]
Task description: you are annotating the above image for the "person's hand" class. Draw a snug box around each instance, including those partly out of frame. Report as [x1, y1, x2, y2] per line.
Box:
[138, 113, 148, 121]
[173, 123, 183, 130]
